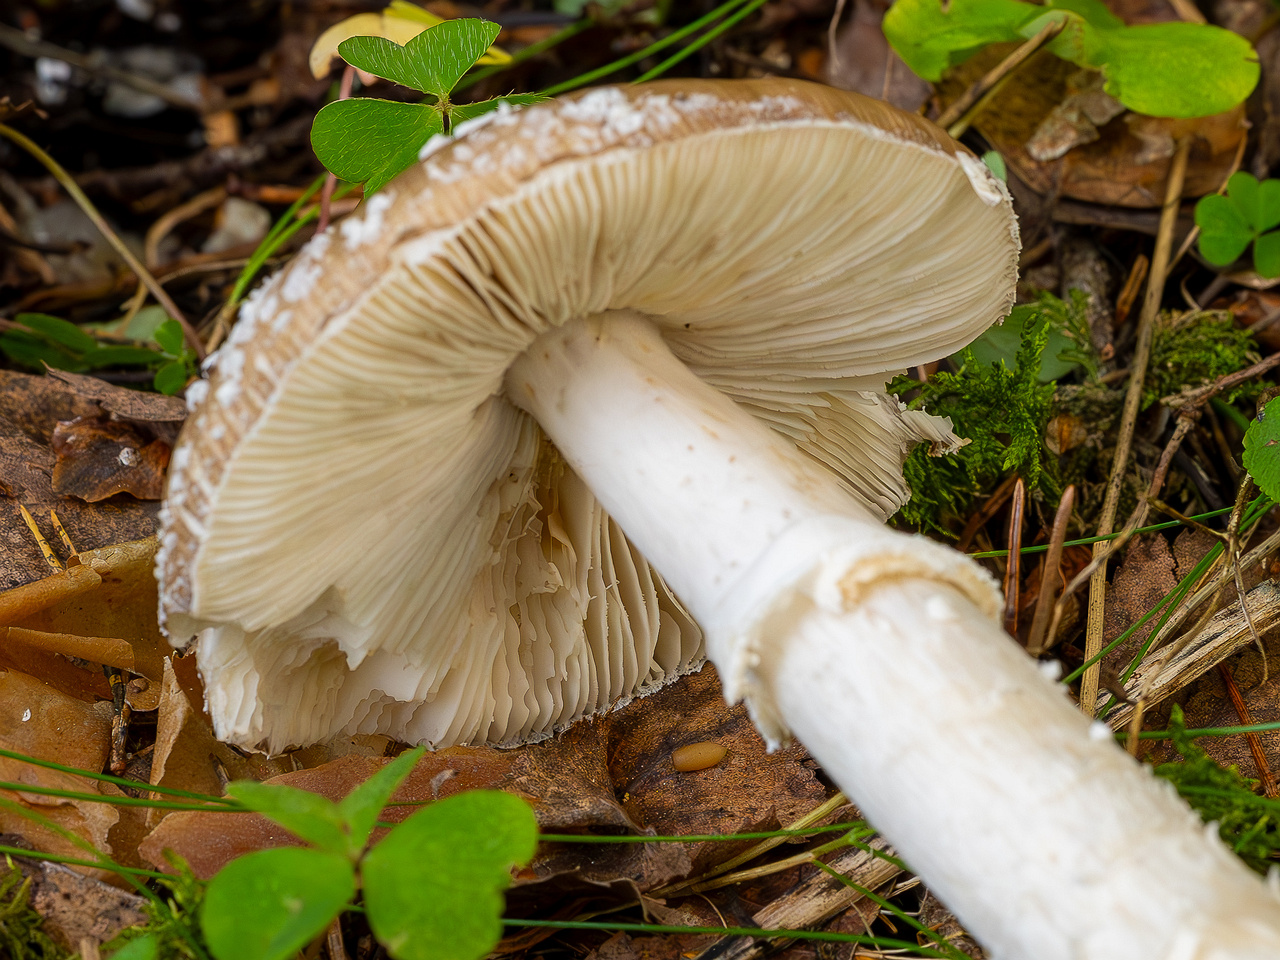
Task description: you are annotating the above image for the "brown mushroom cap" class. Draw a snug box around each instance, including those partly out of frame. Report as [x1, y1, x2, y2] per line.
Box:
[159, 78, 1018, 752]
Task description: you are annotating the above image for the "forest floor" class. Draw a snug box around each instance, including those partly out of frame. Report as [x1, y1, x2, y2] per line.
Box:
[3, 1, 1280, 959]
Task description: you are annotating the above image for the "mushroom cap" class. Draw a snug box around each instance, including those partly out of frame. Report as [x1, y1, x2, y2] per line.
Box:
[159, 78, 1019, 753]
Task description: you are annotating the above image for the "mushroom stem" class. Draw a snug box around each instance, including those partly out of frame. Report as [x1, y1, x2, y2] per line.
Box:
[506, 311, 1280, 959]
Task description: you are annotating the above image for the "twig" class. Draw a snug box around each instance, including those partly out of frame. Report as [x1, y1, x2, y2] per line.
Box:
[0, 24, 202, 112]
[1217, 662, 1278, 798]
[1165, 352, 1280, 412]
[1003, 478, 1025, 637]
[937, 18, 1065, 137]
[1102, 572, 1280, 726]
[144, 185, 227, 270]
[650, 792, 849, 898]
[1226, 478, 1266, 680]
[1080, 136, 1192, 716]
[826, 0, 850, 71]
[1112, 254, 1149, 330]
[326, 916, 349, 960]
[1027, 485, 1075, 656]
[689, 839, 900, 960]
[956, 473, 1019, 553]
[1169, 131, 1247, 272]
[0, 122, 204, 360]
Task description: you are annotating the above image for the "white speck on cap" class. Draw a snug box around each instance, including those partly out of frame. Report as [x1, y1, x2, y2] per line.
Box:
[184, 378, 209, 412]
[341, 191, 395, 250]
[282, 234, 330, 303]
[1088, 721, 1112, 742]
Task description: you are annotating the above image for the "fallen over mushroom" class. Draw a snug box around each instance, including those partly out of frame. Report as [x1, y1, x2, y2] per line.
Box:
[159, 79, 1280, 958]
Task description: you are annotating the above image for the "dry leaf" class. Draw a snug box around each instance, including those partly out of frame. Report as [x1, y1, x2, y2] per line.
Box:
[50, 417, 170, 502]
[937, 47, 1247, 208]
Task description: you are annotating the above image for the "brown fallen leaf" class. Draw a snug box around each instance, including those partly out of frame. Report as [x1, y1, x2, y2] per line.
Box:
[51, 417, 170, 502]
[139, 724, 691, 901]
[138, 664, 826, 916]
[5, 849, 148, 951]
[936, 47, 1246, 208]
[608, 666, 827, 876]
[45, 370, 186, 427]
[0, 371, 164, 589]
[0, 538, 167, 709]
[1102, 534, 1181, 676]
[0, 666, 123, 869]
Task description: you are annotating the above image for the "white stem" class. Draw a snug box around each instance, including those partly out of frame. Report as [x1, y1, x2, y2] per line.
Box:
[506, 312, 1280, 959]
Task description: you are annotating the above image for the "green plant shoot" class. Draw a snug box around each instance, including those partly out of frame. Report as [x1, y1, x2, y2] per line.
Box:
[1196, 172, 1280, 278]
[151, 319, 199, 395]
[200, 747, 539, 960]
[0, 313, 164, 375]
[311, 18, 545, 192]
[883, 0, 1259, 119]
[1243, 396, 1280, 502]
[0, 312, 195, 395]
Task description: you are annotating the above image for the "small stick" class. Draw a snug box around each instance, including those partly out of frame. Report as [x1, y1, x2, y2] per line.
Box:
[957, 473, 1019, 553]
[650, 791, 849, 897]
[1027, 485, 1075, 656]
[1125, 698, 1146, 757]
[18, 505, 62, 572]
[1165, 352, 1280, 412]
[826, 0, 850, 71]
[317, 66, 356, 234]
[326, 916, 349, 960]
[1169, 132, 1246, 273]
[1003, 478, 1025, 637]
[103, 663, 130, 776]
[1081, 136, 1192, 717]
[48, 509, 75, 558]
[937, 18, 1065, 136]
[1217, 663, 1278, 798]
[1112, 254, 1149, 330]
[144, 185, 227, 269]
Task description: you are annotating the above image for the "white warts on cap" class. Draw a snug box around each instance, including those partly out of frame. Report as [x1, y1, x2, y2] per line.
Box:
[341, 191, 395, 250]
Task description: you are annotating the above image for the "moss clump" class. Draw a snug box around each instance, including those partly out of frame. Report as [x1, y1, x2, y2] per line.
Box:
[1153, 705, 1280, 874]
[1146, 311, 1260, 409]
[0, 862, 72, 960]
[890, 296, 1064, 533]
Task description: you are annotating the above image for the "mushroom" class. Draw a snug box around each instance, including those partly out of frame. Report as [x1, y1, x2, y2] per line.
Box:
[159, 79, 1280, 957]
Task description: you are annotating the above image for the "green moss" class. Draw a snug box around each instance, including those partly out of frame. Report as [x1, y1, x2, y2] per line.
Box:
[890, 295, 1064, 533]
[1146, 311, 1261, 409]
[1153, 706, 1280, 874]
[102, 856, 208, 960]
[0, 862, 72, 960]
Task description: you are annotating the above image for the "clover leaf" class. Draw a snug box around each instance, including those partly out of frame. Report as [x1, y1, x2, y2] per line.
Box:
[1244, 396, 1280, 502]
[310, 17, 545, 193]
[1196, 172, 1280, 278]
[883, 0, 1258, 119]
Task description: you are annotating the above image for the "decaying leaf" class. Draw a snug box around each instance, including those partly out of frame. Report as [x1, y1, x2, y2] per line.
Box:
[50, 418, 170, 502]
[0, 666, 121, 867]
[308, 1, 510, 80]
[0, 371, 177, 589]
[937, 46, 1247, 207]
[1102, 534, 1181, 676]
[5, 855, 147, 950]
[0, 538, 167, 710]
